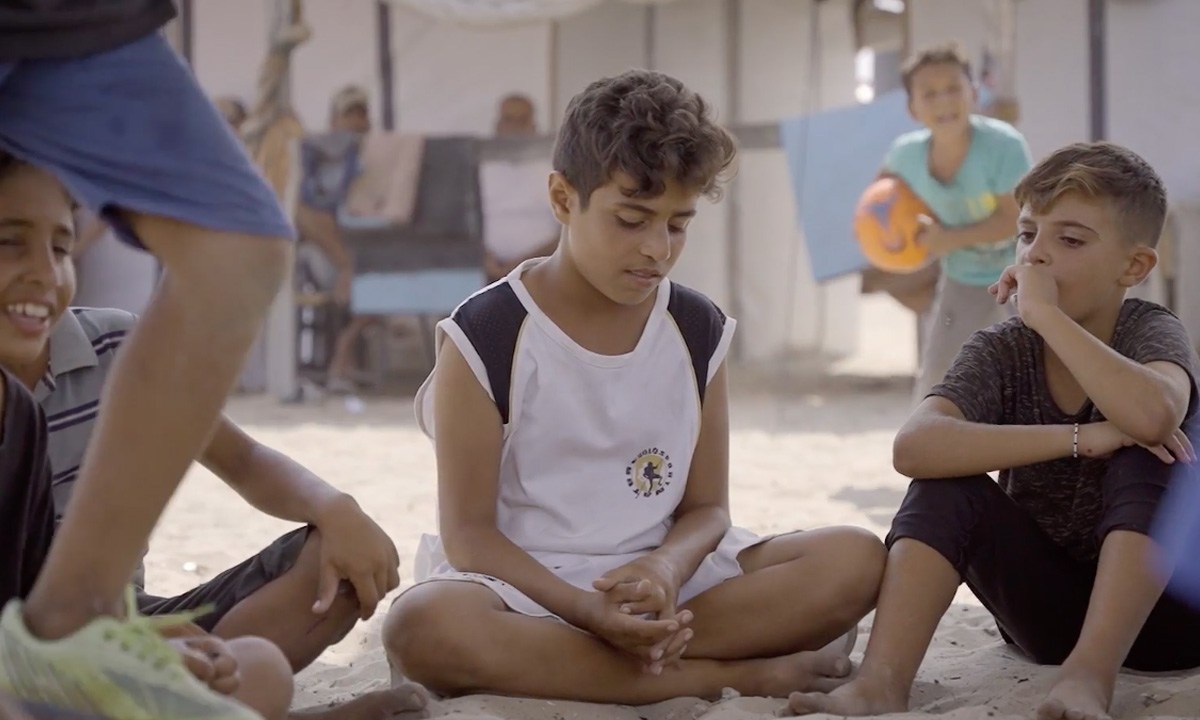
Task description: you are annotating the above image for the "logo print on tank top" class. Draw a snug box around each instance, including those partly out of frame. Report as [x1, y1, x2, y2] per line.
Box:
[626, 448, 674, 498]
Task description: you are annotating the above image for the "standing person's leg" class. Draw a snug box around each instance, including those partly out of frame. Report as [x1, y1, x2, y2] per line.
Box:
[0, 33, 290, 719]
[912, 277, 1005, 404]
[326, 316, 380, 392]
[790, 475, 1100, 716]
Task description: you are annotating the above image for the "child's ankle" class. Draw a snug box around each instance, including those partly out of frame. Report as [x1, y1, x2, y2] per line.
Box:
[1057, 654, 1118, 693]
[853, 663, 912, 706]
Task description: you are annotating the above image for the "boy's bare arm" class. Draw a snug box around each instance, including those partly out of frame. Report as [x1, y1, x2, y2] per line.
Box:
[1021, 301, 1191, 445]
[921, 193, 1020, 255]
[433, 338, 596, 625]
[201, 418, 400, 616]
[652, 362, 733, 588]
[896, 396, 1189, 478]
[894, 397, 1079, 478]
[201, 418, 352, 523]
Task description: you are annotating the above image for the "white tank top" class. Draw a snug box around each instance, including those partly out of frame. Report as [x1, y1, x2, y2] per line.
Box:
[414, 260, 736, 578]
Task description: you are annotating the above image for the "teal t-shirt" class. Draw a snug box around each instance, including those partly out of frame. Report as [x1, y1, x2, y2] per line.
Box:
[883, 115, 1033, 286]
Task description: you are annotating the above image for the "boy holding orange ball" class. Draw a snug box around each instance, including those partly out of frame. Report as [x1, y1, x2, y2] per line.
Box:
[883, 42, 1032, 402]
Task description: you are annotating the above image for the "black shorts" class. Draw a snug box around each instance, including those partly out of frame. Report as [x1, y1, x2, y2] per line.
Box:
[137, 527, 310, 632]
[887, 422, 1200, 672]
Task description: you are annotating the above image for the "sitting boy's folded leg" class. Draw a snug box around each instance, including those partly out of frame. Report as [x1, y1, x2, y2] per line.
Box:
[141, 528, 358, 671]
[385, 581, 850, 704]
[678, 526, 884, 660]
[138, 528, 309, 629]
[785, 474, 991, 717]
[898, 475, 1098, 665]
[791, 476, 1093, 717]
[1098, 416, 1200, 540]
[1091, 430, 1200, 672]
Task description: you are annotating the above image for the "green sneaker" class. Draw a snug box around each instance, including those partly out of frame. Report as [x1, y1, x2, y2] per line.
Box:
[0, 590, 262, 720]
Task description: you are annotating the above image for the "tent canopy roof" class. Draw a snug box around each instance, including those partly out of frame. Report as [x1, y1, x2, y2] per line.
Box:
[389, 0, 696, 26]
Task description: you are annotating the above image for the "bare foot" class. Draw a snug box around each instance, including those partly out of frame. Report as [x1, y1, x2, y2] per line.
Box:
[1036, 669, 1113, 720]
[787, 677, 907, 717]
[755, 649, 853, 698]
[293, 684, 429, 719]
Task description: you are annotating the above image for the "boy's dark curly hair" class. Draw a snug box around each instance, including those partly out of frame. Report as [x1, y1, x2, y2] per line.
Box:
[553, 69, 737, 209]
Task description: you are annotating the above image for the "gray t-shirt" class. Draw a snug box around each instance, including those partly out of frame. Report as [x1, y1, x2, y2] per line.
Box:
[34, 307, 145, 585]
[932, 298, 1200, 562]
[0, 0, 174, 62]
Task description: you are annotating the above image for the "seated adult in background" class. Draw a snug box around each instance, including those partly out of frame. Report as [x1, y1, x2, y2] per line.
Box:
[481, 94, 561, 283]
[293, 86, 378, 393]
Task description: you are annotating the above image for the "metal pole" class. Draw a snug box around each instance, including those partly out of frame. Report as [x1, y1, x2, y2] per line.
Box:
[1088, 0, 1107, 140]
[376, 0, 396, 131]
[644, 4, 657, 70]
[548, 20, 560, 131]
[723, 0, 743, 361]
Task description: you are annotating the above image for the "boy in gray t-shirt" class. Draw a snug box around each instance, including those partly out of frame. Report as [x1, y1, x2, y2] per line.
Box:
[791, 142, 1200, 720]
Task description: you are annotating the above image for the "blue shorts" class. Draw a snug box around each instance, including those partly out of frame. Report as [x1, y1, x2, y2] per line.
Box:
[0, 32, 293, 247]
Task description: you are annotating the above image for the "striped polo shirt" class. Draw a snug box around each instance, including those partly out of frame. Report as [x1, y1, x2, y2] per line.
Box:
[33, 307, 135, 522]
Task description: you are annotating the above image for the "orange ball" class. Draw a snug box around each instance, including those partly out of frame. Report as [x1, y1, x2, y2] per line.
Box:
[853, 176, 933, 273]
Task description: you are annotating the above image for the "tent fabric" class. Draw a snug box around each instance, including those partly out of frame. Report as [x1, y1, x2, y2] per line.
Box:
[389, 0, 692, 26]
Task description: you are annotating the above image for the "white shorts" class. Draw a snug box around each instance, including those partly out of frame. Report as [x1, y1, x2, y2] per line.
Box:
[404, 526, 767, 620]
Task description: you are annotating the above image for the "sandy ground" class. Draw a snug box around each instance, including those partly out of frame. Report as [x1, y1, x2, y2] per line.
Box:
[143, 296, 1199, 719]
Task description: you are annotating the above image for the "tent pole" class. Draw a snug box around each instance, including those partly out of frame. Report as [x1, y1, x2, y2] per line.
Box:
[376, 1, 396, 131]
[644, 4, 657, 69]
[723, 0, 743, 361]
[548, 20, 560, 131]
[1087, 0, 1107, 141]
